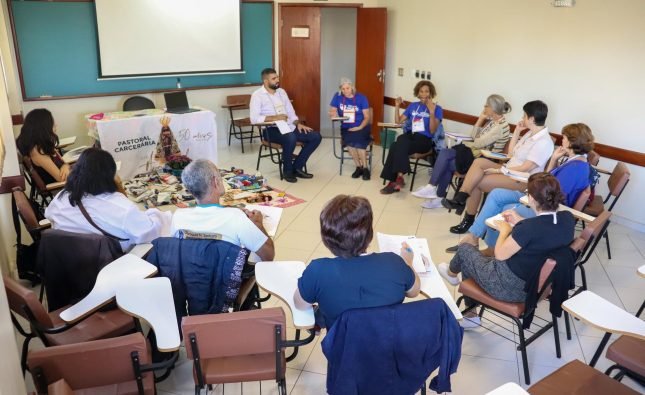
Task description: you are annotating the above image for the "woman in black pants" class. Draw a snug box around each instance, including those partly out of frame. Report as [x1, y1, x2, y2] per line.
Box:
[380, 80, 445, 194]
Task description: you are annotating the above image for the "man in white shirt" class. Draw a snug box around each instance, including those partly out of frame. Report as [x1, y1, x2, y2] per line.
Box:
[170, 159, 275, 261]
[250, 68, 322, 183]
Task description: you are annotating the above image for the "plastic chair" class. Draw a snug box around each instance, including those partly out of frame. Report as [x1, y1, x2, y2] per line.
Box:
[28, 333, 156, 395]
[331, 108, 374, 175]
[255, 125, 307, 181]
[4, 275, 135, 375]
[123, 96, 155, 111]
[225, 94, 259, 153]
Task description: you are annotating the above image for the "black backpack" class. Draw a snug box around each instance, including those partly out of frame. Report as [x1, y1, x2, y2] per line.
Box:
[11, 189, 44, 285]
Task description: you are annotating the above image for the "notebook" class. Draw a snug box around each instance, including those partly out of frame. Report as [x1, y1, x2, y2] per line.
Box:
[164, 91, 199, 114]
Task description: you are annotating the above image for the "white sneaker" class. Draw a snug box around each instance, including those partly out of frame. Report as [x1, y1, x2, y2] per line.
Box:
[438, 262, 461, 286]
[460, 315, 481, 329]
[421, 198, 443, 209]
[411, 184, 438, 199]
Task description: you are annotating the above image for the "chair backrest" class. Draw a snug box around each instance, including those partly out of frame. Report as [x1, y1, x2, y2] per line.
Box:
[226, 94, 251, 109]
[123, 96, 155, 111]
[587, 151, 600, 166]
[607, 162, 630, 198]
[571, 186, 591, 211]
[3, 275, 54, 328]
[12, 187, 41, 234]
[27, 333, 151, 393]
[182, 307, 286, 360]
[21, 155, 48, 192]
[579, 211, 612, 264]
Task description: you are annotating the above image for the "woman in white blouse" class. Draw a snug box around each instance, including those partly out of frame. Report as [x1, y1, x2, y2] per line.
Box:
[46, 148, 171, 252]
[442, 100, 554, 233]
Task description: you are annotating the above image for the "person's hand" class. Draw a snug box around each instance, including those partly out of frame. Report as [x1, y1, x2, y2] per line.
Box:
[59, 164, 71, 181]
[502, 209, 524, 226]
[395, 96, 403, 107]
[400, 242, 414, 266]
[424, 98, 436, 113]
[484, 167, 501, 175]
[244, 209, 264, 225]
[328, 108, 339, 118]
[479, 108, 489, 120]
[514, 120, 526, 133]
[297, 123, 313, 133]
[348, 126, 361, 132]
[551, 146, 568, 160]
[495, 220, 513, 234]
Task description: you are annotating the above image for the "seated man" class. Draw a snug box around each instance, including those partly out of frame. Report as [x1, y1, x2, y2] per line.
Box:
[170, 159, 275, 261]
[250, 67, 322, 183]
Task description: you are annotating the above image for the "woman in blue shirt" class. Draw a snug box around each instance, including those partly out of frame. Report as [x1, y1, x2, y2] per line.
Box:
[329, 78, 372, 180]
[380, 80, 445, 194]
[447, 123, 595, 255]
[294, 195, 420, 329]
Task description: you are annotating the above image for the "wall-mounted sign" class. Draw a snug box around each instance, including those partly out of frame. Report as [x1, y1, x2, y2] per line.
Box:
[291, 26, 310, 38]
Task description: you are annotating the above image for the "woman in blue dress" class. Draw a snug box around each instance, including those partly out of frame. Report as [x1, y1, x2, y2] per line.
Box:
[329, 78, 372, 180]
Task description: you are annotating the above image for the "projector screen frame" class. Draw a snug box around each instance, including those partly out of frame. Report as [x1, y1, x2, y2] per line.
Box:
[94, 0, 244, 79]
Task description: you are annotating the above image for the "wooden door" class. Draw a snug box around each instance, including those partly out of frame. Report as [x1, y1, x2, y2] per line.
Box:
[355, 8, 387, 143]
[279, 6, 321, 131]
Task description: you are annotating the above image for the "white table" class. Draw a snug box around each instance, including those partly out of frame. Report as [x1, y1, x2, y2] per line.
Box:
[485, 382, 529, 395]
[562, 290, 645, 366]
[519, 195, 595, 223]
[116, 277, 181, 352]
[255, 261, 315, 329]
[638, 265, 645, 278]
[419, 263, 463, 320]
[87, 109, 218, 180]
[59, 254, 158, 323]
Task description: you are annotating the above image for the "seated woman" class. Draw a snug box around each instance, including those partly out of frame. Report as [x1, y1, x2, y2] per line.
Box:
[45, 148, 172, 252]
[16, 108, 70, 184]
[438, 173, 575, 327]
[412, 94, 511, 209]
[442, 100, 554, 233]
[329, 78, 371, 180]
[380, 80, 445, 194]
[294, 195, 420, 329]
[450, 123, 595, 254]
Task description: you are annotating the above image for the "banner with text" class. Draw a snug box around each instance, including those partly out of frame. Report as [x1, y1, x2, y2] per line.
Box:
[96, 110, 218, 180]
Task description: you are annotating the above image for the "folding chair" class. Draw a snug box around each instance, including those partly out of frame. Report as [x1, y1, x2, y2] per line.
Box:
[331, 108, 374, 175]
[255, 124, 307, 181]
[224, 94, 259, 153]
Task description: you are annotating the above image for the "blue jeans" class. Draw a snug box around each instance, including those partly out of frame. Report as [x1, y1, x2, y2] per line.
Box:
[429, 148, 455, 198]
[263, 127, 322, 174]
[468, 188, 535, 247]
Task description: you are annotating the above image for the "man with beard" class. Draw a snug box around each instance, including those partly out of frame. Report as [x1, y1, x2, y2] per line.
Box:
[250, 68, 322, 183]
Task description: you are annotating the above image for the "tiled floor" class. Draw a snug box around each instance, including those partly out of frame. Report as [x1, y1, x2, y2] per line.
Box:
[18, 138, 645, 394]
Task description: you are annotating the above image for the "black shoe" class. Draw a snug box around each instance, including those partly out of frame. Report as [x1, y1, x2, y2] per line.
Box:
[362, 168, 371, 181]
[445, 244, 459, 253]
[380, 182, 400, 195]
[449, 213, 475, 234]
[283, 173, 298, 183]
[442, 191, 469, 215]
[295, 169, 313, 179]
[351, 167, 364, 179]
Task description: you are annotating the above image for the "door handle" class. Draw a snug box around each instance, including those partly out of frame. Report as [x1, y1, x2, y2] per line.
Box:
[376, 69, 385, 83]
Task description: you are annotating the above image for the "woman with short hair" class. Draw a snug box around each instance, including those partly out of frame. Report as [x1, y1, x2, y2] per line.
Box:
[16, 108, 70, 183]
[328, 78, 372, 180]
[380, 80, 445, 194]
[294, 195, 420, 329]
[413, 94, 512, 208]
[45, 148, 171, 252]
[438, 173, 575, 327]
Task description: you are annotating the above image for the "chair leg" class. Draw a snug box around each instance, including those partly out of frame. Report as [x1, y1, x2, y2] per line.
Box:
[20, 335, 33, 375]
[564, 311, 572, 340]
[515, 318, 531, 385]
[552, 315, 562, 358]
[421, 381, 427, 395]
[256, 145, 263, 171]
[228, 123, 233, 146]
[604, 230, 611, 260]
[409, 160, 419, 191]
[238, 126, 245, 154]
[636, 300, 644, 317]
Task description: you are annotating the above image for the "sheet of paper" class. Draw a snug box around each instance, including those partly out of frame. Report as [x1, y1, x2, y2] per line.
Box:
[274, 120, 293, 135]
[485, 213, 514, 230]
[245, 204, 283, 237]
[482, 149, 508, 159]
[501, 167, 529, 182]
[376, 232, 432, 273]
[62, 145, 89, 163]
[57, 136, 77, 147]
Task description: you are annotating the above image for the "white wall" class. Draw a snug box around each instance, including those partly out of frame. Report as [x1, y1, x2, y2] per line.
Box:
[378, 0, 645, 230]
[320, 8, 357, 136]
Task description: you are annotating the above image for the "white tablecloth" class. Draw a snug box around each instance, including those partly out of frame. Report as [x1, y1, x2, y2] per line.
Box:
[88, 109, 218, 180]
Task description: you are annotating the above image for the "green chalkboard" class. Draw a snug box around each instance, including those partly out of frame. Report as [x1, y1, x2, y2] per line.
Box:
[10, 1, 273, 100]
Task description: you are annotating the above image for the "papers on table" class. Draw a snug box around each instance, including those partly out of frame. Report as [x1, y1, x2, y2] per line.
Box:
[245, 204, 283, 237]
[445, 132, 474, 143]
[376, 232, 432, 273]
[485, 213, 513, 230]
[62, 145, 89, 163]
[500, 167, 529, 182]
[274, 120, 292, 135]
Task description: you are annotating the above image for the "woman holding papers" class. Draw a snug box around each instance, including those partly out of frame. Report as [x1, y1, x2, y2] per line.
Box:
[442, 100, 554, 233]
[412, 94, 511, 208]
[329, 78, 372, 180]
[294, 195, 420, 329]
[447, 123, 595, 254]
[16, 109, 70, 183]
[45, 148, 172, 252]
[380, 80, 445, 194]
[438, 173, 575, 327]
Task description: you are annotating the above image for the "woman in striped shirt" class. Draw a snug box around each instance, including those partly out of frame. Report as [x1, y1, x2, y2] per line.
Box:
[412, 94, 511, 209]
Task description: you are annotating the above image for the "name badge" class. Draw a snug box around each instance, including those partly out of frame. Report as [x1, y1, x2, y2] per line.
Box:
[412, 117, 425, 132]
[343, 107, 356, 124]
